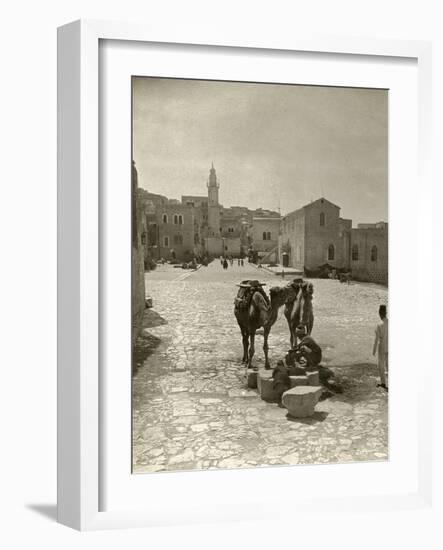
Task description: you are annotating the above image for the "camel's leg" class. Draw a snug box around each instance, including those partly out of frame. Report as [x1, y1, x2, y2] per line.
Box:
[263, 326, 271, 370]
[248, 333, 256, 370]
[309, 317, 314, 335]
[289, 324, 295, 349]
[241, 329, 249, 363]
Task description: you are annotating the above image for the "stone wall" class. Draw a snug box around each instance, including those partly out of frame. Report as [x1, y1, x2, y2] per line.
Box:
[279, 208, 305, 270]
[348, 227, 388, 284]
[132, 161, 146, 347]
[303, 199, 345, 270]
[250, 217, 280, 255]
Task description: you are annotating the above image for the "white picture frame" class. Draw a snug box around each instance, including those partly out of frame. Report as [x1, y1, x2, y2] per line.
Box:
[57, 19, 434, 531]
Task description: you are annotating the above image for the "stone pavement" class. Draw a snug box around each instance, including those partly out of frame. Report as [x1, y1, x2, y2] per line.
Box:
[132, 261, 388, 473]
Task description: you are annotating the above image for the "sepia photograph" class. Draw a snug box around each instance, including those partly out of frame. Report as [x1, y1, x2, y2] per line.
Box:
[131, 76, 388, 474]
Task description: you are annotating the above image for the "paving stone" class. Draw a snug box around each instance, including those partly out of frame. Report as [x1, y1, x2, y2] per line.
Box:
[132, 262, 388, 472]
[282, 386, 323, 418]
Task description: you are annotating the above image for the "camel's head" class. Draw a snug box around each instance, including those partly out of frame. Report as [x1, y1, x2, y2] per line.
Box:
[301, 281, 314, 297]
[289, 277, 304, 296]
[269, 283, 298, 307]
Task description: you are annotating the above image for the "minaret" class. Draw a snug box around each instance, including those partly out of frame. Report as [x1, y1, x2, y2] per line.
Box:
[207, 163, 220, 236]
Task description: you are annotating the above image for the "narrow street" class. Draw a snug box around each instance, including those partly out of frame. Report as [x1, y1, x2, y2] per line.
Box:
[132, 260, 388, 473]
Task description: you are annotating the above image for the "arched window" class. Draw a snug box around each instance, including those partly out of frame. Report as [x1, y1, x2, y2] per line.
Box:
[163, 236, 169, 247]
[173, 214, 179, 225]
[328, 244, 335, 261]
[263, 231, 267, 240]
[352, 244, 359, 261]
[162, 213, 168, 224]
[320, 212, 325, 226]
[266, 231, 271, 240]
[371, 245, 378, 262]
[178, 215, 183, 225]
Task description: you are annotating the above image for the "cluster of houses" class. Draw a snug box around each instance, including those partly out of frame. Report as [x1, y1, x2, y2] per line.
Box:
[134, 163, 388, 285]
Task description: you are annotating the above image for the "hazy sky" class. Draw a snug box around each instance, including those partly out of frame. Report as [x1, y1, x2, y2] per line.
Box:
[133, 77, 388, 225]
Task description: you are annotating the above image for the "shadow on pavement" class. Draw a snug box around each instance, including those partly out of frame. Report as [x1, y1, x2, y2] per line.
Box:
[286, 411, 329, 424]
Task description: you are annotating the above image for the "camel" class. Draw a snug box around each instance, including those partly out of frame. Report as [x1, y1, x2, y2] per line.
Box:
[284, 280, 315, 348]
[234, 280, 297, 370]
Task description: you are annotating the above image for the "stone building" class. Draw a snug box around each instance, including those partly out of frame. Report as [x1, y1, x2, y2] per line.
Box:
[279, 197, 388, 284]
[132, 161, 146, 346]
[136, 163, 280, 261]
[154, 203, 202, 261]
[349, 223, 388, 284]
[250, 217, 281, 262]
[279, 198, 351, 271]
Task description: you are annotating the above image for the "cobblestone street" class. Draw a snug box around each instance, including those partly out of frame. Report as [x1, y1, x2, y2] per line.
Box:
[133, 261, 388, 473]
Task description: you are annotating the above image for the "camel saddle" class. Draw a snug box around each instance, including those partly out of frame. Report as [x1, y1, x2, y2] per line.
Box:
[236, 280, 266, 288]
[234, 280, 269, 310]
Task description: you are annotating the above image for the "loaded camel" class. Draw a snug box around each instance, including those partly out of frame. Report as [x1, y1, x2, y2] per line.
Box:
[284, 280, 315, 348]
[234, 280, 297, 370]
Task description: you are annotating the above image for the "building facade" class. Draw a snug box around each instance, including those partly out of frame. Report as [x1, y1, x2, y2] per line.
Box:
[279, 197, 388, 284]
[250, 217, 280, 262]
[132, 161, 146, 346]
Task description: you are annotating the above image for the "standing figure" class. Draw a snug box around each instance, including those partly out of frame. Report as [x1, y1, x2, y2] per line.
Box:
[373, 304, 388, 390]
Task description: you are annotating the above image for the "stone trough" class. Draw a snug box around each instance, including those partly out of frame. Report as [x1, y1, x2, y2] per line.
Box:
[253, 367, 323, 417]
[282, 386, 323, 418]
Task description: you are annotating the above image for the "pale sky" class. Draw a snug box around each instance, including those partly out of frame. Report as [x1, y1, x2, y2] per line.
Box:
[133, 77, 388, 225]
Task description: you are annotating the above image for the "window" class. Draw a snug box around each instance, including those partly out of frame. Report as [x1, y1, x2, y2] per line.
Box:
[267, 231, 271, 240]
[371, 245, 378, 262]
[173, 214, 179, 225]
[328, 244, 335, 261]
[178, 215, 183, 225]
[163, 236, 169, 247]
[228, 227, 234, 233]
[162, 213, 168, 224]
[320, 212, 325, 226]
[352, 244, 359, 261]
[262, 231, 267, 240]
[173, 235, 183, 245]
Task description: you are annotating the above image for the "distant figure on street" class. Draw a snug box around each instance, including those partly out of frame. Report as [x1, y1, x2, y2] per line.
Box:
[373, 304, 388, 390]
[237, 258, 240, 266]
[220, 255, 224, 266]
[295, 325, 322, 370]
[223, 258, 229, 270]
